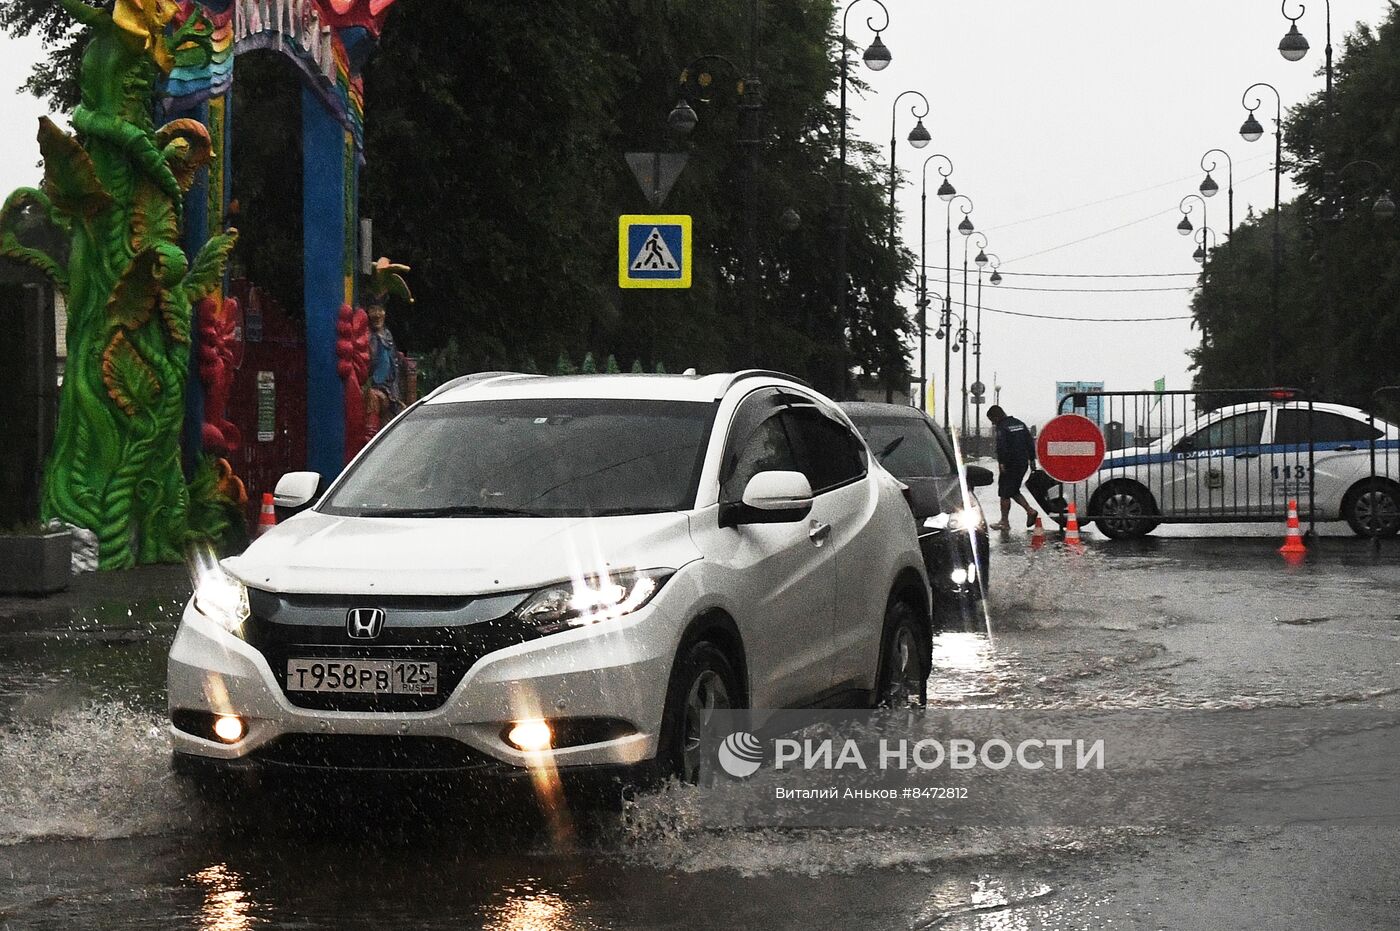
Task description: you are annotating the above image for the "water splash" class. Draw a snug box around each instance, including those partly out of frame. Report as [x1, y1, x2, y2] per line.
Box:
[0, 702, 193, 845]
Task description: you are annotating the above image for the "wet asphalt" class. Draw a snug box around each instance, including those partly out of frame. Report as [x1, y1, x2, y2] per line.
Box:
[1, 525, 1398, 929]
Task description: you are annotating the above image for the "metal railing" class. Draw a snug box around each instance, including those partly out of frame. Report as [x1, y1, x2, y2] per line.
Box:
[1052, 388, 1315, 531]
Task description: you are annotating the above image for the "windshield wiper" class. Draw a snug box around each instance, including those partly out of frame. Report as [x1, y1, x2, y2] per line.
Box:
[877, 435, 906, 462]
[358, 505, 551, 518]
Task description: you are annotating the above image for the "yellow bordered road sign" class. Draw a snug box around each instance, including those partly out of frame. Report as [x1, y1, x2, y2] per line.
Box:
[619, 214, 692, 289]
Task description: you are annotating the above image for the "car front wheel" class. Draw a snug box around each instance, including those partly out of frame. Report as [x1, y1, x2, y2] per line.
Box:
[875, 596, 930, 708]
[654, 640, 742, 785]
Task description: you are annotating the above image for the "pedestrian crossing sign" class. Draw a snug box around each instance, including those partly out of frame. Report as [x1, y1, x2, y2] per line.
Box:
[619, 214, 692, 289]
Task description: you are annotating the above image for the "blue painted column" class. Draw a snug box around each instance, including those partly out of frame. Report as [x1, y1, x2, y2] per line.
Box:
[178, 99, 213, 476]
[302, 86, 348, 479]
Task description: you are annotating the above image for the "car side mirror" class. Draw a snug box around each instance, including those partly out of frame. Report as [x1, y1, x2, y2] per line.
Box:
[1173, 437, 1195, 454]
[720, 470, 813, 527]
[964, 465, 994, 489]
[273, 471, 322, 519]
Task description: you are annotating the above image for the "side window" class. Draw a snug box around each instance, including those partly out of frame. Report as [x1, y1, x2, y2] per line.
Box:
[783, 405, 867, 493]
[1274, 409, 1382, 444]
[1185, 411, 1266, 451]
[720, 392, 799, 502]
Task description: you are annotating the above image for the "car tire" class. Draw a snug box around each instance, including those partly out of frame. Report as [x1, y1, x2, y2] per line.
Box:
[1343, 479, 1400, 538]
[1091, 482, 1160, 539]
[651, 640, 742, 786]
[875, 595, 930, 708]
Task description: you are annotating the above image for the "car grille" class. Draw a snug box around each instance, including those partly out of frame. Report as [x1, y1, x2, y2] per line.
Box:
[250, 734, 507, 773]
[242, 589, 542, 712]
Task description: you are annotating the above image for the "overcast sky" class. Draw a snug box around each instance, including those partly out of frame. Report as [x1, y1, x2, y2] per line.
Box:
[1, 2, 1391, 425]
[849, 0, 1392, 426]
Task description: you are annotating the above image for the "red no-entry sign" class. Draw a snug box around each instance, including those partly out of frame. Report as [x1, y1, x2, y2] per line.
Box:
[1037, 414, 1106, 483]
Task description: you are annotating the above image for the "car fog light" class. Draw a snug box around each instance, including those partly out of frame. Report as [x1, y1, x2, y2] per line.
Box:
[950, 567, 969, 585]
[213, 714, 245, 743]
[506, 719, 553, 752]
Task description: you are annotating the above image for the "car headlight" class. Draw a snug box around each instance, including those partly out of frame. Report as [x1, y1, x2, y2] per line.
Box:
[923, 509, 982, 532]
[516, 569, 673, 635]
[192, 569, 250, 635]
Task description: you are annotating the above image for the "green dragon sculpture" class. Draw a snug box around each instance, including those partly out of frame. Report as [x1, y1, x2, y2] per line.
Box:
[0, 0, 239, 569]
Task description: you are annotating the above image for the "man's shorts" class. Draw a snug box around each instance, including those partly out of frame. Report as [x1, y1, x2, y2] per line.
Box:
[998, 461, 1029, 498]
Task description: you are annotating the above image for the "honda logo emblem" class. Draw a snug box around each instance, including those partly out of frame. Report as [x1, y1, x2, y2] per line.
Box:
[346, 607, 385, 639]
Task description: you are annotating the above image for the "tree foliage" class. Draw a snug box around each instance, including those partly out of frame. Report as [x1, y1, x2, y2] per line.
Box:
[1191, 9, 1400, 406]
[4, 0, 916, 396]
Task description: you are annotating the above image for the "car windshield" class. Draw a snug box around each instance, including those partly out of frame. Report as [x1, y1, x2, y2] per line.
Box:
[847, 415, 955, 480]
[320, 398, 714, 518]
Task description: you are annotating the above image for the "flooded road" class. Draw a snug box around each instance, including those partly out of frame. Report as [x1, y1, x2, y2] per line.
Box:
[2, 533, 1398, 929]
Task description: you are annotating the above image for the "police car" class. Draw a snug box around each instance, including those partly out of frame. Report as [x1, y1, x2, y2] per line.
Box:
[1064, 400, 1400, 539]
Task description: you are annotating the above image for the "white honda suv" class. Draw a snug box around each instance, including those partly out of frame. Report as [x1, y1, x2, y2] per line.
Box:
[169, 371, 930, 788]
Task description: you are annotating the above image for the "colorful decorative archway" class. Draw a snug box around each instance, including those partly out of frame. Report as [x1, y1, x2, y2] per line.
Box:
[160, 0, 397, 481]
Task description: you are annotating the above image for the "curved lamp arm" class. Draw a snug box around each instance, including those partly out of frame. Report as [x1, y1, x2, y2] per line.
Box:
[843, 0, 891, 36]
[921, 153, 954, 189]
[1242, 82, 1283, 125]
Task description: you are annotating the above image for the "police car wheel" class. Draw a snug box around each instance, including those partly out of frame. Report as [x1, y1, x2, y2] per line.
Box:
[1343, 479, 1400, 538]
[1092, 482, 1158, 540]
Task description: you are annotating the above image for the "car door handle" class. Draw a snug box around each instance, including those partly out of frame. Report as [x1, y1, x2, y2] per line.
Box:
[1234, 452, 1260, 460]
[1337, 444, 1357, 451]
[808, 521, 831, 545]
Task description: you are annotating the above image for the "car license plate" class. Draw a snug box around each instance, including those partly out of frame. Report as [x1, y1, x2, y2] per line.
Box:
[286, 659, 438, 695]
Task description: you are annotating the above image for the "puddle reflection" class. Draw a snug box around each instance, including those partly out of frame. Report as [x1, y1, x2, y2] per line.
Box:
[190, 863, 257, 931]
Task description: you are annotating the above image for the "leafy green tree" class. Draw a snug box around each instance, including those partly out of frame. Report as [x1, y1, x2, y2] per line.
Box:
[5, 0, 916, 397]
[1191, 9, 1400, 404]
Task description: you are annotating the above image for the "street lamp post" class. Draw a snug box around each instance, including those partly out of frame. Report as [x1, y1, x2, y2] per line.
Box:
[960, 231, 987, 439]
[1240, 82, 1285, 382]
[973, 250, 1000, 442]
[878, 90, 931, 400]
[668, 42, 763, 366]
[1177, 193, 1208, 247]
[935, 309, 967, 379]
[1199, 148, 1234, 235]
[834, 0, 891, 395]
[945, 194, 973, 431]
[1192, 226, 1217, 275]
[1326, 159, 1398, 222]
[1279, 0, 1331, 108]
[887, 91, 932, 247]
[919, 154, 954, 413]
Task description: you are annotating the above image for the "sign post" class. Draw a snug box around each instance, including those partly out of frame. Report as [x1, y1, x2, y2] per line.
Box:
[1036, 414, 1106, 484]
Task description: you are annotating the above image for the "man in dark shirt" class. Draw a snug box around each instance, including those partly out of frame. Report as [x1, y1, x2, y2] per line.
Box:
[987, 405, 1040, 530]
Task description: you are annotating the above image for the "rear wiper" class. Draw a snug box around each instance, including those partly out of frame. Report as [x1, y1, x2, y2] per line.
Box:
[877, 435, 905, 462]
[358, 505, 550, 518]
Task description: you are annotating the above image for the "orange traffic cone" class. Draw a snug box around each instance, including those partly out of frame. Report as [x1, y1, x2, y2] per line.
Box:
[257, 492, 277, 537]
[1279, 499, 1306, 556]
[1030, 515, 1046, 550]
[1064, 503, 1082, 548]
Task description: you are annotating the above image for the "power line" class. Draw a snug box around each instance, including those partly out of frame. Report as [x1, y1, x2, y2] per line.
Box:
[982, 154, 1271, 233]
[984, 283, 1196, 294]
[921, 266, 1199, 279]
[998, 166, 1275, 265]
[976, 305, 1194, 322]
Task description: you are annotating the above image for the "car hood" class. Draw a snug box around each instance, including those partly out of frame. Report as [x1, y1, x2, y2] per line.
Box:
[224, 510, 701, 596]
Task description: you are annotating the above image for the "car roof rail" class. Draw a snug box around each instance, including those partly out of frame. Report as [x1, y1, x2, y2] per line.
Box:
[421, 371, 542, 402]
[722, 369, 814, 395]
